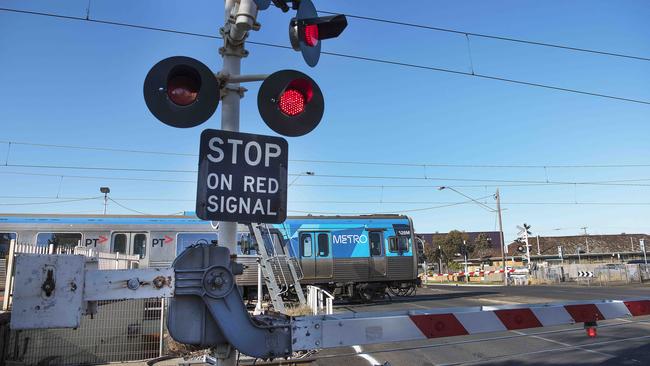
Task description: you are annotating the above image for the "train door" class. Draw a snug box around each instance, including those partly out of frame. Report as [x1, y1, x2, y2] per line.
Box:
[299, 232, 315, 280]
[369, 231, 386, 278]
[111, 232, 148, 258]
[299, 232, 333, 280]
[314, 232, 332, 278]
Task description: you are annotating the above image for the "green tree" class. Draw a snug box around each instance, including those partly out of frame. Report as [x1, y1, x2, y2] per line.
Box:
[438, 230, 469, 268]
[472, 233, 492, 259]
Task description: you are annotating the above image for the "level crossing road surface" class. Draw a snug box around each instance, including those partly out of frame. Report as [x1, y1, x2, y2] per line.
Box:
[307, 284, 650, 366]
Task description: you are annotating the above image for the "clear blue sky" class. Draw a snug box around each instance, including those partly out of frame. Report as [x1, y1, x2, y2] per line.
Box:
[1, 0, 649, 242]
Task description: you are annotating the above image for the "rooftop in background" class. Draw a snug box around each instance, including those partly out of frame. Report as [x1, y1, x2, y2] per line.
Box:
[510, 233, 648, 256]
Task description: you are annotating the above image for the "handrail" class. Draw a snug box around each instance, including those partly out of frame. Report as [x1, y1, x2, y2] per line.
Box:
[307, 285, 334, 315]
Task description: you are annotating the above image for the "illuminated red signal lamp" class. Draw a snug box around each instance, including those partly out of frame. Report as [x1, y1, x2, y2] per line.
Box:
[289, 0, 347, 67]
[143, 56, 220, 128]
[258, 70, 324, 137]
[584, 321, 598, 338]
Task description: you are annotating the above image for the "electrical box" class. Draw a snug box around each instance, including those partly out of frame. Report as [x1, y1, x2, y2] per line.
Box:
[11, 254, 85, 329]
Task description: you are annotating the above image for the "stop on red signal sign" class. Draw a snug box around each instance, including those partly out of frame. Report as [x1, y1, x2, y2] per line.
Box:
[195, 129, 288, 224]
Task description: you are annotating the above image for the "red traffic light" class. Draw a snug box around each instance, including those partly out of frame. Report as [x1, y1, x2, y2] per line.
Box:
[278, 79, 313, 116]
[258, 70, 324, 137]
[289, 0, 347, 67]
[143, 56, 219, 128]
[304, 24, 319, 47]
[167, 73, 199, 106]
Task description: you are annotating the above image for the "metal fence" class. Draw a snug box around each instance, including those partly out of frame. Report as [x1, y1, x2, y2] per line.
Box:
[2, 298, 165, 365]
[1, 240, 166, 365]
[530, 263, 650, 285]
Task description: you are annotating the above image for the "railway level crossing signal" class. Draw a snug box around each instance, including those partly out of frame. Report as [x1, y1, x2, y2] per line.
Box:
[141, 0, 347, 226]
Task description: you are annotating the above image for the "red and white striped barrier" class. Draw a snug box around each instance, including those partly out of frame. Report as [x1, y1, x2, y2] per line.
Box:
[292, 298, 650, 350]
[432, 269, 516, 277]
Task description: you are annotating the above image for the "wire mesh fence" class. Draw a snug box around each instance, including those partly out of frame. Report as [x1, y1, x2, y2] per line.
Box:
[3, 298, 165, 365]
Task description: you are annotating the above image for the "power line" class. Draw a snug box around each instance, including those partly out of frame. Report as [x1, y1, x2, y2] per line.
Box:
[1, 7, 649, 106]
[0, 196, 101, 206]
[1, 169, 650, 189]
[1, 195, 649, 206]
[3, 139, 650, 169]
[107, 197, 150, 215]
[317, 10, 650, 62]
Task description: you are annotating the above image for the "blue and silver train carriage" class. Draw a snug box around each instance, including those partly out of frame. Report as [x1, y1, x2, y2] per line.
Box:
[0, 213, 419, 300]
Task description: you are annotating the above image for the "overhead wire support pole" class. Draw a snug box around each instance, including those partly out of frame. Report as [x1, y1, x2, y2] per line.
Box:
[496, 188, 507, 286]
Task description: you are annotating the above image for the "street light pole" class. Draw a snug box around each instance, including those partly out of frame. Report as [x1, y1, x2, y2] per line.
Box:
[100, 187, 110, 215]
[496, 188, 507, 286]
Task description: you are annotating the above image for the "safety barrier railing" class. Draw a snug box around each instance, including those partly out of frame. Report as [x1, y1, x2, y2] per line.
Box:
[307, 285, 334, 315]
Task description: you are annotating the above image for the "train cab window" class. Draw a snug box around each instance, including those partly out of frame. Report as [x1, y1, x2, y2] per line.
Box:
[369, 232, 383, 256]
[300, 234, 312, 257]
[0, 233, 16, 256]
[113, 233, 128, 254]
[398, 236, 410, 252]
[389, 237, 398, 252]
[388, 236, 410, 254]
[36, 233, 82, 251]
[133, 233, 147, 258]
[238, 233, 258, 255]
[317, 233, 329, 257]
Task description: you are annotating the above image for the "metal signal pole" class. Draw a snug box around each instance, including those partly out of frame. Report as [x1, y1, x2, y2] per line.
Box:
[216, 1, 258, 365]
[496, 188, 507, 286]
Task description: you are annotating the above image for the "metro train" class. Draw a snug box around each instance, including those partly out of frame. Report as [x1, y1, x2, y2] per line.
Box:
[0, 212, 420, 300]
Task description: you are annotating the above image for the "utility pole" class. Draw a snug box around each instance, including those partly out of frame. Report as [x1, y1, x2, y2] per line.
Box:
[581, 226, 589, 253]
[496, 188, 507, 286]
[536, 235, 540, 255]
[438, 244, 443, 275]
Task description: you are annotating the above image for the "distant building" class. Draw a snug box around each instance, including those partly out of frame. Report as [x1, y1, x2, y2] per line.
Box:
[507, 233, 648, 264]
[417, 231, 648, 265]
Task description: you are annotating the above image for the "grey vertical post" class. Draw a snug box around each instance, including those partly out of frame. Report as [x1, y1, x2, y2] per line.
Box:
[2, 239, 15, 310]
[215, 1, 258, 364]
[536, 235, 540, 255]
[159, 297, 165, 357]
[496, 188, 507, 286]
[641, 239, 647, 265]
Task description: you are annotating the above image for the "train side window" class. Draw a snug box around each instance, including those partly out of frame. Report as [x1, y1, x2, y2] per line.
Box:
[0, 232, 16, 256]
[370, 232, 383, 256]
[317, 233, 329, 257]
[133, 233, 147, 258]
[300, 233, 312, 257]
[113, 233, 127, 254]
[36, 233, 82, 250]
[176, 233, 218, 256]
[388, 237, 398, 252]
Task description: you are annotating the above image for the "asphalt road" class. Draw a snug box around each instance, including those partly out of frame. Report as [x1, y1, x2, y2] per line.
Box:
[306, 284, 650, 366]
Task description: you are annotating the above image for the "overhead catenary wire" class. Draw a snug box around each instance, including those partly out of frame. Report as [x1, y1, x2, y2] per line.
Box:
[107, 197, 150, 215]
[2, 169, 650, 189]
[316, 10, 650, 62]
[2, 139, 650, 169]
[3, 162, 650, 186]
[1, 7, 649, 105]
